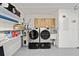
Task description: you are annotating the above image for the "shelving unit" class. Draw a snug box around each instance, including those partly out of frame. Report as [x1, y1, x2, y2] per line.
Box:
[0, 6, 20, 22]
[0, 4, 24, 56]
[0, 6, 19, 31]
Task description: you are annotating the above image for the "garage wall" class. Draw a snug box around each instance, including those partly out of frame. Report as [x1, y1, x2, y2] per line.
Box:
[24, 8, 58, 28]
[23, 8, 58, 46]
[13, 3, 78, 47]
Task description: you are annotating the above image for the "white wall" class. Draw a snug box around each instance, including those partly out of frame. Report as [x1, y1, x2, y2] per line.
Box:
[24, 8, 58, 28]
[24, 8, 58, 46]
[25, 14, 58, 28]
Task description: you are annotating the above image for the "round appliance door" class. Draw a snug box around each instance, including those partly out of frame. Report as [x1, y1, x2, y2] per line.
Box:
[40, 30, 50, 40]
[29, 30, 39, 40]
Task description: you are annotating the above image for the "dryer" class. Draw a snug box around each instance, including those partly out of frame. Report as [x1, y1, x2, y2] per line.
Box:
[40, 28, 51, 49]
[28, 28, 39, 49]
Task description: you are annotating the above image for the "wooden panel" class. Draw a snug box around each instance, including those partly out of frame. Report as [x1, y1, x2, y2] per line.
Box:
[45, 18, 50, 28]
[44, 18, 56, 28]
[34, 18, 45, 28]
[34, 18, 39, 28]
[34, 18, 56, 28]
[50, 18, 56, 28]
[34, 18, 36, 27]
[38, 18, 43, 28]
[41, 18, 45, 28]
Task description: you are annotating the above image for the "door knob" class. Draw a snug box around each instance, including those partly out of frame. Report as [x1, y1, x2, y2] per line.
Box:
[72, 20, 76, 23]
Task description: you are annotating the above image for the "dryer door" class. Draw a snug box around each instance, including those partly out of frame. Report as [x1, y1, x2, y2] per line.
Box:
[29, 30, 39, 40]
[40, 30, 50, 40]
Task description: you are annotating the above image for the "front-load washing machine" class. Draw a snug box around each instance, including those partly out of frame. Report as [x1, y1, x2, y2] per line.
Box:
[40, 28, 51, 49]
[28, 28, 39, 49]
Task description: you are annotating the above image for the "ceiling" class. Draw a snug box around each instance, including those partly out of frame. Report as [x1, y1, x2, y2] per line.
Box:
[13, 3, 77, 15]
[12, 3, 79, 25]
[13, 3, 75, 8]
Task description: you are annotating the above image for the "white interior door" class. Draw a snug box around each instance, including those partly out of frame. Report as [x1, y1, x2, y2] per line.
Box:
[58, 9, 78, 48]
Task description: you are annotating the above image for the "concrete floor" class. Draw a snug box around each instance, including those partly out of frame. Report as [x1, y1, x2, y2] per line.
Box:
[13, 47, 79, 56]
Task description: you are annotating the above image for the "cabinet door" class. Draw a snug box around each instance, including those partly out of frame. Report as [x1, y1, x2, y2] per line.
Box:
[58, 9, 78, 48]
[45, 18, 56, 28]
[34, 18, 39, 28]
[40, 18, 45, 28]
[34, 18, 45, 28]
[0, 46, 4, 56]
[51, 18, 56, 28]
[44, 18, 49, 28]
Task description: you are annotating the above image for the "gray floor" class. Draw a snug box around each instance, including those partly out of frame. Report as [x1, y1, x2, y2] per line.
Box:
[13, 47, 79, 56]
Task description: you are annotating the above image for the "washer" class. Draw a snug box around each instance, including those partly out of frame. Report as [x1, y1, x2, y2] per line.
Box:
[28, 28, 39, 49]
[40, 28, 51, 49]
[29, 28, 39, 43]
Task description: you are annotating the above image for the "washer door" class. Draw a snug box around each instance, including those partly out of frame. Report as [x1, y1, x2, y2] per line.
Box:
[40, 30, 50, 40]
[29, 30, 39, 40]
